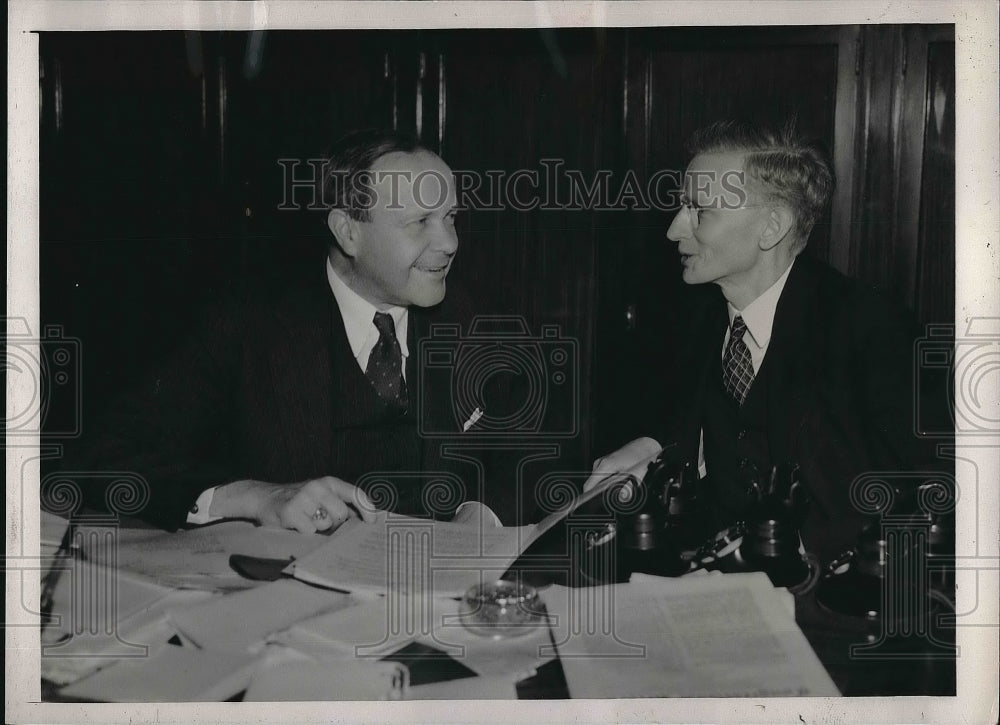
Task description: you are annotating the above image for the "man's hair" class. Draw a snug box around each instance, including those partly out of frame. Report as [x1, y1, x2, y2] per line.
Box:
[321, 128, 427, 222]
[687, 119, 834, 245]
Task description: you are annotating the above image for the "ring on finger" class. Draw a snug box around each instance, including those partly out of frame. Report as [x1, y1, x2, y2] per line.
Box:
[313, 507, 329, 521]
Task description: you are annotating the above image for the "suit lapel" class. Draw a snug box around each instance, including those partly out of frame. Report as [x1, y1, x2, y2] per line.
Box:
[764, 258, 821, 464]
[265, 268, 337, 478]
[673, 294, 728, 461]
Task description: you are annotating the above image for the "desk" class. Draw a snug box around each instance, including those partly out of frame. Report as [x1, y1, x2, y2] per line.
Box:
[40, 515, 955, 701]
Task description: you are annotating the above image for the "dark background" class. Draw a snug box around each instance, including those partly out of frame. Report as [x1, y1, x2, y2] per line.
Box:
[39, 26, 955, 492]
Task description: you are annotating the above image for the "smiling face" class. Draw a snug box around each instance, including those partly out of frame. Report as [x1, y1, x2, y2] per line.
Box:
[667, 151, 773, 299]
[332, 150, 459, 309]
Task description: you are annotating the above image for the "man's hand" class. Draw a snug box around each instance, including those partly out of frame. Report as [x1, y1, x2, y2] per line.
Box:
[582, 437, 662, 493]
[211, 477, 378, 534]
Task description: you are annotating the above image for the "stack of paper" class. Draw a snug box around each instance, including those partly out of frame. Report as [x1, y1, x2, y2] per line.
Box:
[243, 648, 409, 701]
[287, 512, 536, 597]
[59, 645, 263, 702]
[41, 557, 213, 686]
[166, 578, 355, 653]
[542, 572, 839, 698]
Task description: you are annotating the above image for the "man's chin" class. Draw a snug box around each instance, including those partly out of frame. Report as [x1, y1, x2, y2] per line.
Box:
[681, 267, 704, 285]
[408, 282, 447, 308]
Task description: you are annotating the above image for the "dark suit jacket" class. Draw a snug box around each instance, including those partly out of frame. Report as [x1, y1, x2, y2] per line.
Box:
[73, 258, 484, 530]
[656, 255, 944, 563]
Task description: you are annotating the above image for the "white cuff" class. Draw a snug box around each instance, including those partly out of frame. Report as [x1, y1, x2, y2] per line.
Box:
[186, 487, 224, 525]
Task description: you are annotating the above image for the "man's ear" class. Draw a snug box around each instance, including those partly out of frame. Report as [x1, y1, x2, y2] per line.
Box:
[327, 209, 361, 257]
[758, 205, 795, 251]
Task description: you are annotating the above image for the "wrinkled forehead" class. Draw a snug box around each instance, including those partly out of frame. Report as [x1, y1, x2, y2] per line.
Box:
[369, 150, 457, 211]
[682, 151, 753, 202]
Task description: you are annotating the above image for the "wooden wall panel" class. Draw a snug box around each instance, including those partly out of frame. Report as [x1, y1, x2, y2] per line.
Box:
[915, 41, 956, 325]
[435, 30, 624, 478]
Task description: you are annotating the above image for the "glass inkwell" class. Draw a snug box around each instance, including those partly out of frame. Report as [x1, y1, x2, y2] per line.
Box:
[458, 579, 548, 640]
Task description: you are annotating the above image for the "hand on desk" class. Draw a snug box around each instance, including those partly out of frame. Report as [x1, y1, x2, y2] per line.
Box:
[583, 436, 662, 493]
[211, 477, 378, 534]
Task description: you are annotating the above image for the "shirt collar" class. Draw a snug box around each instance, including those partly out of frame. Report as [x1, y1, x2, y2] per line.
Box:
[326, 257, 409, 359]
[727, 259, 795, 350]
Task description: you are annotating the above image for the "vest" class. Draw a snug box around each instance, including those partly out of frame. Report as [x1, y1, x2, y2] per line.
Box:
[701, 347, 774, 527]
[237, 303, 437, 519]
[325, 319, 428, 517]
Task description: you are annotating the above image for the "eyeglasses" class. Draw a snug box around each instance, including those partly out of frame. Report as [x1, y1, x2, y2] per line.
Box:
[679, 196, 769, 230]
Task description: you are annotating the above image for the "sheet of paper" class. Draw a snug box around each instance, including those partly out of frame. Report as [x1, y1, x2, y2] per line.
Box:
[543, 573, 839, 698]
[166, 578, 354, 653]
[289, 512, 538, 597]
[244, 651, 407, 701]
[58, 645, 262, 702]
[41, 510, 71, 551]
[406, 673, 519, 700]
[77, 521, 330, 592]
[288, 466, 646, 599]
[528, 451, 660, 542]
[42, 557, 214, 685]
[629, 571, 797, 620]
[270, 594, 434, 659]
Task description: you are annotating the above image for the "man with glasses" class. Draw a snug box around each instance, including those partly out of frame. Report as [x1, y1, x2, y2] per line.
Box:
[586, 120, 938, 562]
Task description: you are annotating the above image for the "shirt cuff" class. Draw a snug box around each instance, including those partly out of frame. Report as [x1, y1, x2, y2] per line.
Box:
[186, 487, 224, 525]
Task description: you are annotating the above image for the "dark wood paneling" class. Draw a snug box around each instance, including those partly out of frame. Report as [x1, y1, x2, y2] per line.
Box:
[435, 29, 624, 480]
[221, 31, 395, 262]
[846, 25, 954, 314]
[850, 26, 907, 298]
[915, 41, 956, 325]
[40, 33, 217, 412]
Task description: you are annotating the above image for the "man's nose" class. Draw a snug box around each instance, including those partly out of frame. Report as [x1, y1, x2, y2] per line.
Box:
[666, 210, 688, 242]
[433, 221, 459, 255]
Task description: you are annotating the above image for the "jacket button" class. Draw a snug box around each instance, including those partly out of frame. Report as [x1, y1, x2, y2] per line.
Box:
[737, 429, 747, 440]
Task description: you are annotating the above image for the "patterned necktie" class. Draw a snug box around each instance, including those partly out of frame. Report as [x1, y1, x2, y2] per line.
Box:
[722, 315, 754, 406]
[366, 312, 408, 409]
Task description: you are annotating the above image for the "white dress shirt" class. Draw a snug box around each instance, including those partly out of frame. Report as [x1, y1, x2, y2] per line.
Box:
[696, 259, 796, 478]
[324, 257, 410, 378]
